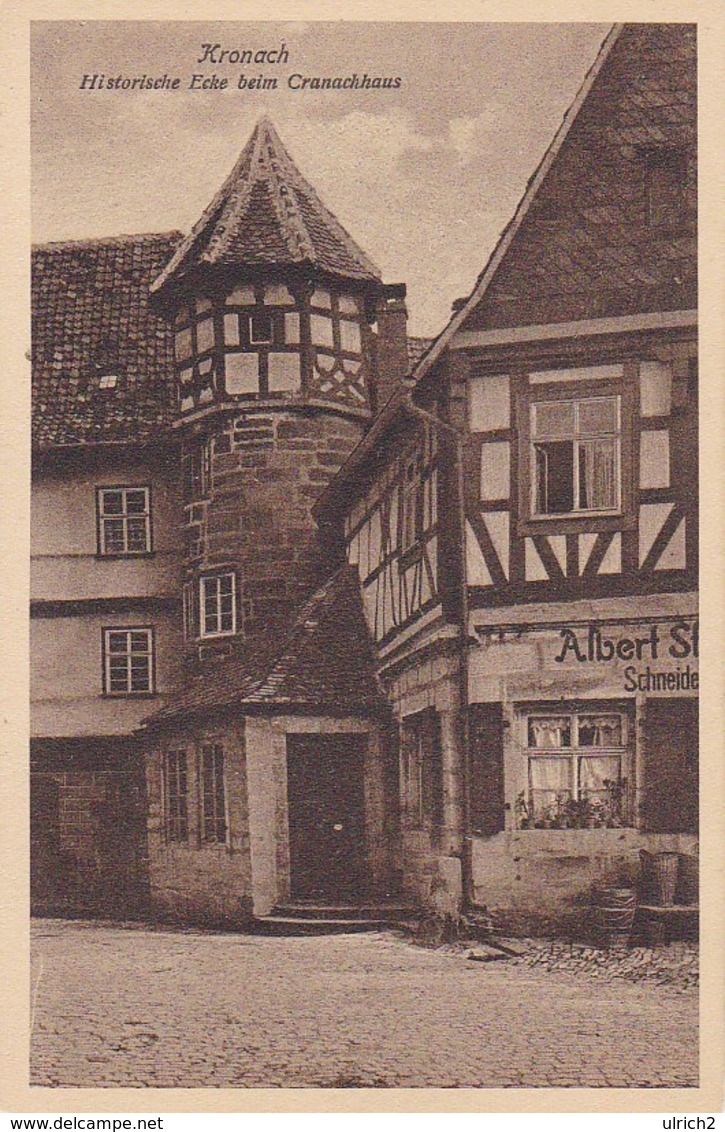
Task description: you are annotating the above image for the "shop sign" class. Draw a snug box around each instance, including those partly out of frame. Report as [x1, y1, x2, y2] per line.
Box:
[554, 620, 698, 692]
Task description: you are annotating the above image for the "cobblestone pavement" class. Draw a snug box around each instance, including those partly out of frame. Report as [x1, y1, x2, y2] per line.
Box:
[30, 919, 698, 1089]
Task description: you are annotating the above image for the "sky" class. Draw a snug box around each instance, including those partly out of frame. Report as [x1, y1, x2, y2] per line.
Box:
[31, 21, 609, 336]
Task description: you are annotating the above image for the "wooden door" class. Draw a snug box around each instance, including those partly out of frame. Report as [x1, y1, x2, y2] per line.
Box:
[287, 734, 367, 901]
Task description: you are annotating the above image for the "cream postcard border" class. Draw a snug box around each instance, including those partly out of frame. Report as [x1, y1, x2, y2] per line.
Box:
[1, 0, 723, 1114]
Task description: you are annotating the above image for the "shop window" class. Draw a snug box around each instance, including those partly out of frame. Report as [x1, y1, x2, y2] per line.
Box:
[164, 750, 188, 842]
[103, 628, 154, 695]
[200, 572, 236, 637]
[531, 396, 620, 517]
[200, 743, 227, 843]
[401, 708, 443, 839]
[97, 486, 151, 555]
[519, 708, 628, 828]
[645, 148, 687, 229]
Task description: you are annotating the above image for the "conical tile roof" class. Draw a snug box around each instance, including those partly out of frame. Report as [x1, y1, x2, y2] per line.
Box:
[151, 117, 381, 295]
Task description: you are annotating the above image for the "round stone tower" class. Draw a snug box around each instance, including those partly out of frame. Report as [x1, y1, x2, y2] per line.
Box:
[150, 118, 408, 655]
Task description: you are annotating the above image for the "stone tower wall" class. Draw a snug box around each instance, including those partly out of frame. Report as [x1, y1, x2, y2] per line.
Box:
[183, 407, 363, 646]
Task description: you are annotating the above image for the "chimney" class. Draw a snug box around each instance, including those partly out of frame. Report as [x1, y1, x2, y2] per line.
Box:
[373, 283, 409, 412]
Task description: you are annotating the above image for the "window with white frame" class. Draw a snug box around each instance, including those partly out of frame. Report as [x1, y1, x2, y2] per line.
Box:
[103, 628, 154, 695]
[200, 573, 236, 637]
[520, 708, 629, 828]
[531, 396, 620, 517]
[163, 749, 188, 842]
[200, 743, 227, 843]
[97, 486, 151, 554]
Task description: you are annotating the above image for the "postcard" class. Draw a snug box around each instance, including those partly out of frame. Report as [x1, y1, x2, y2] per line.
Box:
[2, 0, 723, 1116]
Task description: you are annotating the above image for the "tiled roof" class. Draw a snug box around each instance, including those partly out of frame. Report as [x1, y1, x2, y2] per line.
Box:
[144, 566, 385, 727]
[151, 117, 382, 297]
[32, 232, 182, 448]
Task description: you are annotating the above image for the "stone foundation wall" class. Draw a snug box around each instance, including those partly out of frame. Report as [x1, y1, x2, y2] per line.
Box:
[31, 742, 148, 917]
[383, 644, 465, 911]
[145, 714, 389, 921]
[145, 718, 254, 925]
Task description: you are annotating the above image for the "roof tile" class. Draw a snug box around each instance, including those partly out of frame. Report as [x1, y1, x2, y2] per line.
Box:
[145, 565, 384, 726]
[151, 117, 381, 296]
[32, 232, 182, 448]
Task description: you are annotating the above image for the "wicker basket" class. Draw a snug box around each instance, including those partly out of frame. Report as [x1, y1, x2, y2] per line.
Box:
[676, 854, 698, 905]
[640, 850, 680, 906]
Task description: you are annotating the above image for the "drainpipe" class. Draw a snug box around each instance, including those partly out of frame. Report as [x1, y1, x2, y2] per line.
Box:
[404, 398, 472, 909]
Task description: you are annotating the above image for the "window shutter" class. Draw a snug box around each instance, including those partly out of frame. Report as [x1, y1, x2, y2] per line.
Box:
[469, 702, 505, 836]
[420, 707, 444, 837]
[641, 698, 698, 834]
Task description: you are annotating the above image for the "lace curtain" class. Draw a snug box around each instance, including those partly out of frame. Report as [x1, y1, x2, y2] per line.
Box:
[528, 717, 570, 748]
[579, 439, 616, 509]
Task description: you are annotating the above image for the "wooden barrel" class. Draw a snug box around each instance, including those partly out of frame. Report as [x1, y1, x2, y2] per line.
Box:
[592, 886, 637, 946]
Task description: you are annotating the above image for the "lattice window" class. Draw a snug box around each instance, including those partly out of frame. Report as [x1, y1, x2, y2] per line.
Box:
[97, 486, 151, 555]
[200, 573, 236, 637]
[531, 396, 620, 516]
[164, 750, 188, 842]
[200, 743, 227, 843]
[103, 628, 153, 695]
[521, 708, 629, 827]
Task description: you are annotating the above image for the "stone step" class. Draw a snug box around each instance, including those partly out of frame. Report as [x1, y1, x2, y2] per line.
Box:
[251, 915, 396, 936]
[252, 901, 420, 935]
[272, 902, 417, 921]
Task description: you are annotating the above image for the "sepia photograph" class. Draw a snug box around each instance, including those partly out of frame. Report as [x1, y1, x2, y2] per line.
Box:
[22, 14, 710, 1100]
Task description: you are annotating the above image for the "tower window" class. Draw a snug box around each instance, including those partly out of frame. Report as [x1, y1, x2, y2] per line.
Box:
[249, 313, 273, 345]
[200, 572, 236, 637]
[182, 439, 211, 502]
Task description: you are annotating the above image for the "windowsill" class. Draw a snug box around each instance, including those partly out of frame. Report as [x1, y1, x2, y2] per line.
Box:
[96, 551, 155, 560]
[531, 507, 621, 521]
[198, 632, 237, 641]
[102, 692, 158, 699]
[517, 512, 635, 537]
[505, 826, 640, 855]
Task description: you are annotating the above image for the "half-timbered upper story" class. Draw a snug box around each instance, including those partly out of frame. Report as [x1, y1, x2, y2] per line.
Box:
[410, 23, 697, 613]
[314, 382, 463, 663]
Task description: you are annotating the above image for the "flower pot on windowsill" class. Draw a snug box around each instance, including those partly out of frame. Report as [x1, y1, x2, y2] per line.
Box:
[520, 818, 536, 830]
